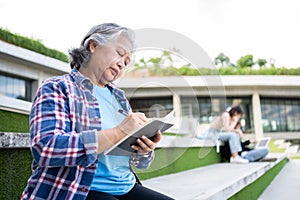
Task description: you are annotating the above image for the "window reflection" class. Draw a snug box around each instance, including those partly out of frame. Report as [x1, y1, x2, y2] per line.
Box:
[181, 96, 252, 133]
[261, 98, 300, 132]
[129, 96, 173, 118]
[0, 73, 32, 101]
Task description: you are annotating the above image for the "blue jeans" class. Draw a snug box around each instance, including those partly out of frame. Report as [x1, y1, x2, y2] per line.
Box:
[242, 147, 270, 162]
[208, 128, 242, 154]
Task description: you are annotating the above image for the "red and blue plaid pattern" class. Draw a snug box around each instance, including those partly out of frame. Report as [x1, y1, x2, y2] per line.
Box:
[21, 69, 152, 200]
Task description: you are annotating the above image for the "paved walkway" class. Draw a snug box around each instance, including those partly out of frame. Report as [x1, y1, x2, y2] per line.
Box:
[258, 159, 300, 200]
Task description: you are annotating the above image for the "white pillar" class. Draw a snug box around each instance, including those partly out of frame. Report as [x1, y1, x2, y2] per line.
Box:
[252, 91, 263, 140]
[173, 93, 181, 129]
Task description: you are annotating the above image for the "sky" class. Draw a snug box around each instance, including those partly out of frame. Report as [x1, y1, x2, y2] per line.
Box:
[0, 0, 299, 68]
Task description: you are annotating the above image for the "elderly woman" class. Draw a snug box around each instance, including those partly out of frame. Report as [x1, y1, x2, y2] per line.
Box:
[21, 23, 173, 200]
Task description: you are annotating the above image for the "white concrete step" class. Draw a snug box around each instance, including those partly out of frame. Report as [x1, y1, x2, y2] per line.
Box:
[143, 153, 287, 200]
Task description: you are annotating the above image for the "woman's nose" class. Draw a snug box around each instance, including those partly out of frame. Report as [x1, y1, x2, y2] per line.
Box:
[117, 57, 126, 69]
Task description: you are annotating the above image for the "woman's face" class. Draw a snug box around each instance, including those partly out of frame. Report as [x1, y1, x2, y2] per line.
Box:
[85, 36, 132, 87]
[232, 112, 242, 120]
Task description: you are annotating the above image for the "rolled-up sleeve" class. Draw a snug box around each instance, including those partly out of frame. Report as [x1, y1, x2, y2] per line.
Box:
[130, 151, 155, 169]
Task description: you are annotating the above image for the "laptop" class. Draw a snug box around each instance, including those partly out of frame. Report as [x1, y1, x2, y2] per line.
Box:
[255, 137, 271, 148]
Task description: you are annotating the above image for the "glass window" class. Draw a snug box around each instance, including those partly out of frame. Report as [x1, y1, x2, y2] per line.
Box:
[129, 96, 173, 118]
[181, 96, 252, 133]
[0, 73, 32, 101]
[261, 98, 300, 132]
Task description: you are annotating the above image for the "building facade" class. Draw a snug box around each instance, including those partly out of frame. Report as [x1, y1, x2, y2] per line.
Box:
[118, 74, 300, 140]
[1, 40, 300, 140]
[0, 40, 69, 115]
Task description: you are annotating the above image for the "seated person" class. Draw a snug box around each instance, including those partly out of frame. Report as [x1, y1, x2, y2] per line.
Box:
[208, 105, 249, 163]
[221, 139, 270, 162]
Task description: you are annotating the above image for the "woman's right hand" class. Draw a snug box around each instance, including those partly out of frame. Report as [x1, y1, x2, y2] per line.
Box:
[116, 112, 148, 136]
[231, 115, 240, 123]
[97, 112, 148, 154]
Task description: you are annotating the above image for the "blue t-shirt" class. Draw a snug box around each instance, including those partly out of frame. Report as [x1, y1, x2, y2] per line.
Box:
[90, 85, 135, 195]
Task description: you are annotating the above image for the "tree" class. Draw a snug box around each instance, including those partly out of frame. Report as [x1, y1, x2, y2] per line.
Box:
[237, 54, 255, 68]
[214, 53, 231, 67]
[256, 58, 267, 68]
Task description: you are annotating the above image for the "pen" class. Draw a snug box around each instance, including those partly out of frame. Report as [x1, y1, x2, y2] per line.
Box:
[118, 109, 128, 116]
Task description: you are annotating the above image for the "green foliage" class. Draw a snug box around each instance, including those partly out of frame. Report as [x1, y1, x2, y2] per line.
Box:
[177, 65, 200, 76]
[0, 27, 69, 63]
[257, 58, 267, 67]
[214, 52, 231, 67]
[218, 66, 237, 75]
[0, 149, 32, 200]
[148, 57, 162, 64]
[269, 140, 286, 153]
[132, 63, 300, 76]
[237, 54, 255, 68]
[0, 110, 29, 132]
[132, 52, 300, 76]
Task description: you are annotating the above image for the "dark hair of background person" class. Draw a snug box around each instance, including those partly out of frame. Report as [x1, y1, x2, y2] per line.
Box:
[228, 105, 244, 117]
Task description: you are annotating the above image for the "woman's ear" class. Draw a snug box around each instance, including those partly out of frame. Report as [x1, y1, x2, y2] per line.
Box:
[89, 40, 97, 52]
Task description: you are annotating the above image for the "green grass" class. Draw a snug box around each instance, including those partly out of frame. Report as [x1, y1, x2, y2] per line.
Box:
[291, 155, 300, 159]
[229, 158, 288, 200]
[269, 140, 286, 153]
[269, 139, 300, 159]
[162, 132, 186, 136]
[135, 147, 221, 180]
[229, 139, 290, 199]
[135, 139, 290, 180]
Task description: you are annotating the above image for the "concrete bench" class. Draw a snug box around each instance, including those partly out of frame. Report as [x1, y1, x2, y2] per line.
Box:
[143, 153, 287, 200]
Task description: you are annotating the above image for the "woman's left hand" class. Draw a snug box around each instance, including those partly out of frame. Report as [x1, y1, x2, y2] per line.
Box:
[131, 130, 162, 154]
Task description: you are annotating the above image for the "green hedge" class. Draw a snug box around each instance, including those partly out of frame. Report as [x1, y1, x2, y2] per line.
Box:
[0, 110, 29, 132]
[0, 146, 220, 199]
[0, 144, 288, 200]
[136, 65, 300, 76]
[0, 148, 32, 200]
[0, 27, 69, 63]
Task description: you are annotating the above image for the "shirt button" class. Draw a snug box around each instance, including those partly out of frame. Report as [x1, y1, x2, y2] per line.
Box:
[88, 164, 96, 169]
[94, 116, 99, 121]
[81, 187, 87, 192]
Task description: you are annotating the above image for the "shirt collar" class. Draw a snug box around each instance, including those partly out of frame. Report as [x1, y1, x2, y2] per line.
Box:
[69, 68, 122, 94]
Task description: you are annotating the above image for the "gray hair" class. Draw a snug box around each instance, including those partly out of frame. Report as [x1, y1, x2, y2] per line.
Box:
[69, 23, 135, 69]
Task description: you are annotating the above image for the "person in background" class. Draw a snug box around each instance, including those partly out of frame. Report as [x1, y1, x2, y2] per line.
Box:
[209, 105, 249, 163]
[21, 23, 173, 200]
[240, 139, 270, 162]
[221, 138, 270, 162]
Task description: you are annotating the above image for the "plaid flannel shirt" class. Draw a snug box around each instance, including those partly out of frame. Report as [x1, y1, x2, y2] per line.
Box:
[21, 69, 154, 200]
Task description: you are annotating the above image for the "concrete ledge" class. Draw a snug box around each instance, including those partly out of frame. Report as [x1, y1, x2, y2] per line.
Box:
[0, 95, 32, 114]
[143, 153, 287, 200]
[0, 132, 218, 149]
[0, 40, 70, 73]
[0, 132, 30, 148]
[157, 136, 217, 148]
